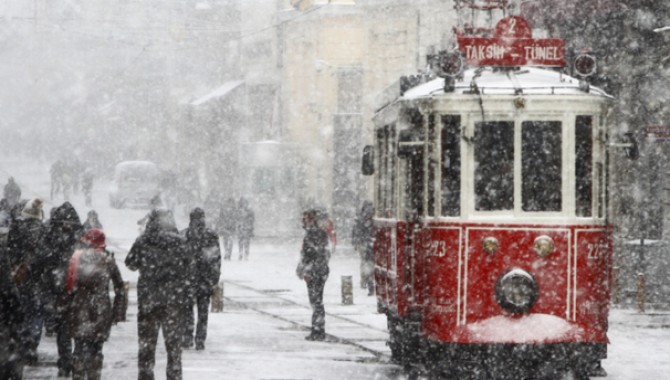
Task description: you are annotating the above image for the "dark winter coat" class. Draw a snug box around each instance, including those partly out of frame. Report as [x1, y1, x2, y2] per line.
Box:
[217, 201, 237, 238]
[125, 210, 188, 311]
[65, 248, 125, 341]
[183, 210, 221, 298]
[0, 254, 24, 367]
[297, 226, 330, 279]
[351, 208, 374, 262]
[3, 179, 21, 206]
[236, 205, 254, 239]
[38, 202, 83, 297]
[6, 215, 44, 289]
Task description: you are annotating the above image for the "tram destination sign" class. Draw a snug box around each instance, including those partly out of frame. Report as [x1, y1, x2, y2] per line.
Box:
[457, 16, 566, 67]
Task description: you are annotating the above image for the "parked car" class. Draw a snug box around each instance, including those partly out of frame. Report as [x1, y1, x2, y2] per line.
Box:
[109, 161, 160, 209]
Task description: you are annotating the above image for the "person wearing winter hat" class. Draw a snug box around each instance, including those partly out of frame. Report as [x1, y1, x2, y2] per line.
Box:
[39, 201, 83, 376]
[65, 228, 125, 380]
[126, 209, 188, 380]
[181, 208, 221, 350]
[21, 198, 43, 220]
[6, 197, 45, 365]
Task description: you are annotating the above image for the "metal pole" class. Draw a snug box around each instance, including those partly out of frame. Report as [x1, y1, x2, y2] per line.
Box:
[612, 266, 619, 305]
[211, 282, 224, 313]
[341, 276, 353, 305]
[636, 272, 645, 313]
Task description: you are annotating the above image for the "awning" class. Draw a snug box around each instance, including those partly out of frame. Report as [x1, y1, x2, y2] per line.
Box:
[190, 80, 244, 106]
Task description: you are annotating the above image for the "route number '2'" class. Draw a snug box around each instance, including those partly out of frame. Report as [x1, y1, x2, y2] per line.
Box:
[507, 17, 516, 34]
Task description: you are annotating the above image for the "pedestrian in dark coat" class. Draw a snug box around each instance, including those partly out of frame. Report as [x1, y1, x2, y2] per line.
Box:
[6, 198, 45, 365]
[65, 228, 125, 380]
[126, 209, 188, 380]
[81, 169, 94, 207]
[217, 198, 237, 260]
[236, 197, 254, 260]
[351, 201, 375, 295]
[38, 201, 83, 376]
[3, 177, 21, 208]
[181, 208, 221, 350]
[83, 210, 103, 231]
[296, 209, 330, 341]
[0, 249, 25, 379]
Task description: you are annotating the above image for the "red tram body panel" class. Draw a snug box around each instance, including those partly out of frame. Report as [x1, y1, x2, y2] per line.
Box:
[368, 16, 613, 379]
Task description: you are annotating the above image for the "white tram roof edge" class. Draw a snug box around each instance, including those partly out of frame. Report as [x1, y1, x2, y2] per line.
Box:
[401, 67, 611, 99]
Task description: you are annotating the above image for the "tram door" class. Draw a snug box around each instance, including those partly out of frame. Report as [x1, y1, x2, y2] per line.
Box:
[398, 128, 425, 305]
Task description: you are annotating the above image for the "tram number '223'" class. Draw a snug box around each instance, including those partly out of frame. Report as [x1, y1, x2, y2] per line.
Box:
[586, 241, 609, 260]
[427, 240, 448, 258]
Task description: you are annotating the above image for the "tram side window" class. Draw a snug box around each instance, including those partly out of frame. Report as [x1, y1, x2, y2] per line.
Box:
[475, 121, 514, 211]
[521, 121, 562, 212]
[575, 116, 593, 217]
[376, 125, 397, 218]
[441, 115, 461, 216]
[376, 128, 388, 217]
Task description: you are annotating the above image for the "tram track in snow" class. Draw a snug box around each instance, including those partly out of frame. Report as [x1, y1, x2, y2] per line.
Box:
[222, 279, 393, 364]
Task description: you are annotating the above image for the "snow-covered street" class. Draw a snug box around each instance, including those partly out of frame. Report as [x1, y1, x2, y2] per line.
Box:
[3, 156, 670, 379]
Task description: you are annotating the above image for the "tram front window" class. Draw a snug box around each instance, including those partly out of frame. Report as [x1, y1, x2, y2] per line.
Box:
[474, 121, 514, 211]
[522, 121, 562, 212]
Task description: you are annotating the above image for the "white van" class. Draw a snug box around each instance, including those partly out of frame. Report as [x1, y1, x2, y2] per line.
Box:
[109, 161, 160, 209]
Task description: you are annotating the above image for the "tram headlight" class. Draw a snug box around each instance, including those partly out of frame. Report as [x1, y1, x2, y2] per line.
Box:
[495, 268, 539, 314]
[533, 235, 555, 258]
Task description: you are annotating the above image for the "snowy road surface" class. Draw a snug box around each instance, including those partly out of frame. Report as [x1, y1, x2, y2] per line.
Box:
[2, 156, 670, 379]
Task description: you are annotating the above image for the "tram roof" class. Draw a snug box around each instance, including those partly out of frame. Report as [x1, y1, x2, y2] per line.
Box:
[401, 67, 611, 99]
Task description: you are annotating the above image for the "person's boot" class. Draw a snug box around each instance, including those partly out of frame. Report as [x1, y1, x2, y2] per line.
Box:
[195, 341, 205, 350]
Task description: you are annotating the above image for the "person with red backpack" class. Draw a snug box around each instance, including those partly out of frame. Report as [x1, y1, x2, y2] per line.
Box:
[65, 228, 125, 380]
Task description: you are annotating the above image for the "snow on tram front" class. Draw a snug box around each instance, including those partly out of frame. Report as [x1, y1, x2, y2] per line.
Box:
[364, 16, 614, 380]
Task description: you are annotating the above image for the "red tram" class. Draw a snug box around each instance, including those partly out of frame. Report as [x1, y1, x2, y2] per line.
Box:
[364, 15, 613, 380]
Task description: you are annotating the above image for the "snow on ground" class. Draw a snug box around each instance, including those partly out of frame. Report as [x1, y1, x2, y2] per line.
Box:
[2, 155, 670, 379]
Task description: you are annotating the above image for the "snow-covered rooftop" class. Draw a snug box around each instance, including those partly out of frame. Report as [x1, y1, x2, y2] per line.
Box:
[402, 67, 610, 99]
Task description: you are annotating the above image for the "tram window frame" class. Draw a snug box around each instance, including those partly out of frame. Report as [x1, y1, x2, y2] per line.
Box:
[441, 115, 461, 217]
[521, 121, 562, 212]
[427, 114, 437, 217]
[575, 116, 593, 217]
[474, 121, 515, 212]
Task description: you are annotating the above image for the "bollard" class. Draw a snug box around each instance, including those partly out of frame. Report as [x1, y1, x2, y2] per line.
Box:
[121, 281, 129, 322]
[211, 283, 224, 313]
[612, 266, 619, 305]
[341, 275, 353, 305]
[636, 273, 645, 314]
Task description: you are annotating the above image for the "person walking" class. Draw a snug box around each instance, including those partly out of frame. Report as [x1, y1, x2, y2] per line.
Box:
[65, 228, 125, 380]
[126, 209, 188, 380]
[3, 177, 21, 208]
[296, 208, 330, 341]
[6, 198, 45, 365]
[39, 202, 83, 376]
[181, 208, 221, 350]
[83, 210, 103, 231]
[217, 198, 237, 260]
[236, 197, 254, 260]
[352, 201, 375, 296]
[81, 169, 94, 207]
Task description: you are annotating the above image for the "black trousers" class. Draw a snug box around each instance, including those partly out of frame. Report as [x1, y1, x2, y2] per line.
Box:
[238, 237, 250, 259]
[72, 338, 104, 380]
[306, 275, 327, 335]
[183, 293, 210, 346]
[137, 304, 183, 380]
